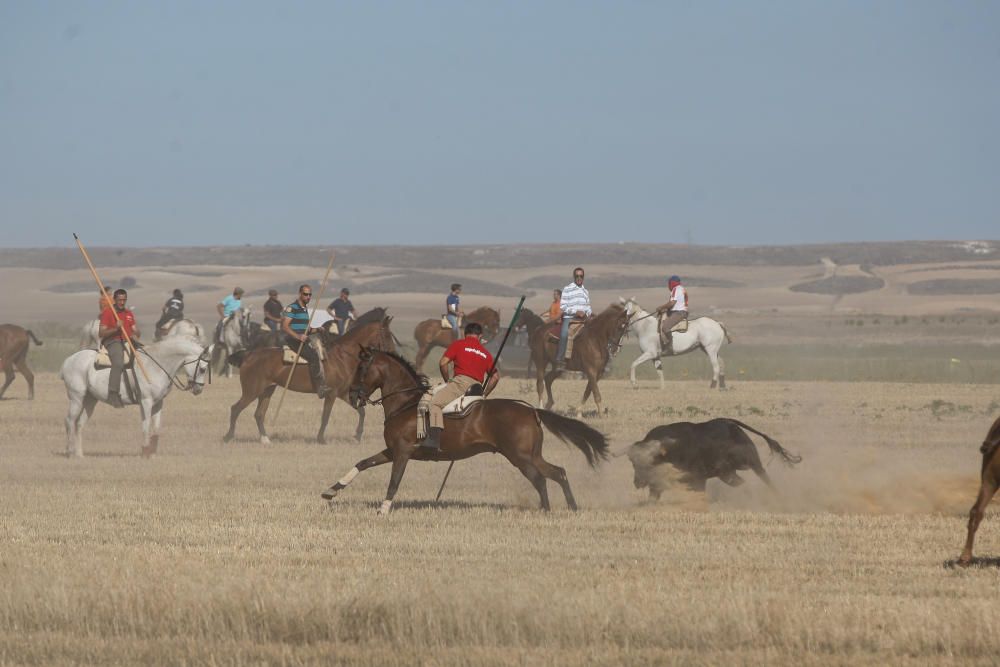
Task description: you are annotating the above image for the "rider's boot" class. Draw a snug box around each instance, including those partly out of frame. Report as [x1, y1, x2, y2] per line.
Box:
[108, 390, 125, 409]
[310, 363, 331, 399]
[421, 426, 443, 450]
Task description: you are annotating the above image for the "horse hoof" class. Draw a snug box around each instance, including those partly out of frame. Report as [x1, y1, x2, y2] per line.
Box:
[376, 500, 392, 516]
[316, 437, 326, 445]
[260, 436, 271, 445]
[222, 434, 233, 444]
[321, 487, 338, 500]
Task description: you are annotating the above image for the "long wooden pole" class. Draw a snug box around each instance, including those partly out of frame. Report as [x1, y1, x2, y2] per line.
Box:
[269, 251, 336, 428]
[73, 233, 150, 382]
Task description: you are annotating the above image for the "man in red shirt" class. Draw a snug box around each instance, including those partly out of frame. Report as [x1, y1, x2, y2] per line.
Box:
[422, 322, 500, 450]
[98, 288, 140, 408]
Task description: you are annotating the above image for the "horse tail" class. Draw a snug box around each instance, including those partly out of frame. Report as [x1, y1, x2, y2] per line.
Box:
[718, 321, 733, 344]
[722, 418, 801, 466]
[228, 350, 246, 367]
[26, 330, 43, 346]
[535, 409, 609, 468]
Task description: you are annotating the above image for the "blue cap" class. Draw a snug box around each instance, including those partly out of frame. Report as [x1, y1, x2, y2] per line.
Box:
[668, 275, 681, 283]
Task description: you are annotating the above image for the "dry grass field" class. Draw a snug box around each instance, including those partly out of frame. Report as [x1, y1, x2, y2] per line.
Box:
[3, 371, 1000, 665]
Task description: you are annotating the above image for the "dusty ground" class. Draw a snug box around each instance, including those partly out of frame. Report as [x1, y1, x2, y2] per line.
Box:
[2, 372, 1000, 665]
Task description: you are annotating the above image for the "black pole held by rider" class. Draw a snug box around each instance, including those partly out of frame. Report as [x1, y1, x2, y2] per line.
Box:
[436, 295, 526, 502]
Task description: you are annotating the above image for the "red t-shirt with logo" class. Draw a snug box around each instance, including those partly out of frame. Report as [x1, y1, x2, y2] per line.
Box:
[99, 306, 137, 342]
[443, 337, 494, 382]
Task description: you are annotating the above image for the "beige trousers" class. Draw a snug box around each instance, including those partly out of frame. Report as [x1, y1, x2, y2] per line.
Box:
[427, 375, 479, 429]
[660, 312, 688, 341]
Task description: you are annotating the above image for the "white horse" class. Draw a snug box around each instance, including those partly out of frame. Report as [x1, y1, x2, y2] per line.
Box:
[620, 297, 732, 390]
[212, 307, 252, 378]
[79, 318, 206, 349]
[60, 335, 213, 458]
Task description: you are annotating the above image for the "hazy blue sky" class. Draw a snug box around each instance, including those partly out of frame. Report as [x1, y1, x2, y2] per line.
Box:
[1, 1, 997, 247]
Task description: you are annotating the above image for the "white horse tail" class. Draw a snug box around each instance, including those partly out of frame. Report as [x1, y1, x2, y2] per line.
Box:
[719, 321, 733, 344]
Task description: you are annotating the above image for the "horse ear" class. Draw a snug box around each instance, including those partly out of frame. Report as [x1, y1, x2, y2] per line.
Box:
[618, 296, 626, 304]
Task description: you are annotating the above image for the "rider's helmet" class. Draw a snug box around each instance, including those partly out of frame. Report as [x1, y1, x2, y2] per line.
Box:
[668, 275, 681, 288]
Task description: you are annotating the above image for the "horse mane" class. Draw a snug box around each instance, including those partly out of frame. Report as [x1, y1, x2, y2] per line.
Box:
[354, 307, 387, 328]
[378, 349, 430, 391]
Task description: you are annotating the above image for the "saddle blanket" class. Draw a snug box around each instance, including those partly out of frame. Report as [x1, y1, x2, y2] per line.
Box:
[282, 345, 326, 364]
[669, 319, 688, 333]
[94, 346, 134, 370]
[440, 315, 463, 330]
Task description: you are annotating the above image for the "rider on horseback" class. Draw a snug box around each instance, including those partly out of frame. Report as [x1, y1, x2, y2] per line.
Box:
[282, 284, 331, 399]
[446, 284, 463, 341]
[556, 268, 591, 369]
[98, 288, 140, 409]
[655, 275, 688, 354]
[155, 289, 184, 336]
[215, 287, 244, 342]
[421, 322, 499, 451]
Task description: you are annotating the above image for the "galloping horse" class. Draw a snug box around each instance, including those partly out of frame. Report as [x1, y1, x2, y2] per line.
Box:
[321, 348, 609, 514]
[958, 415, 1000, 566]
[528, 303, 630, 415]
[620, 297, 732, 390]
[413, 306, 500, 371]
[223, 317, 397, 445]
[60, 335, 212, 457]
[0, 324, 43, 400]
[212, 308, 253, 377]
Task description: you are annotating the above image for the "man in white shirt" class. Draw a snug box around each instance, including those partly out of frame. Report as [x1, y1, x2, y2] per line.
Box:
[556, 267, 592, 367]
[655, 275, 688, 353]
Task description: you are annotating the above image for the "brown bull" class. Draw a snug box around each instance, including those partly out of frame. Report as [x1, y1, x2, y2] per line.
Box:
[958, 415, 1000, 566]
[0, 324, 43, 400]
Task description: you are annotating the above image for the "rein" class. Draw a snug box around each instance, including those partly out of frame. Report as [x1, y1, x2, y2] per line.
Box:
[351, 352, 428, 423]
[137, 346, 211, 391]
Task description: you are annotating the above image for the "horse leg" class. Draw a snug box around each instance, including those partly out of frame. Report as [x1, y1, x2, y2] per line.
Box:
[353, 404, 365, 442]
[960, 477, 999, 566]
[379, 449, 413, 515]
[253, 386, 277, 445]
[143, 400, 163, 458]
[535, 458, 577, 510]
[224, 391, 259, 443]
[584, 369, 603, 415]
[140, 399, 156, 458]
[14, 356, 34, 400]
[535, 365, 546, 409]
[543, 370, 557, 411]
[321, 448, 392, 500]
[717, 353, 727, 390]
[64, 394, 87, 458]
[654, 358, 665, 390]
[315, 395, 334, 444]
[0, 363, 15, 399]
[629, 350, 655, 388]
[704, 345, 721, 389]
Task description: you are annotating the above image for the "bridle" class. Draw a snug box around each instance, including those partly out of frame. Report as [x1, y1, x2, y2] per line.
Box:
[349, 351, 427, 421]
[138, 344, 213, 392]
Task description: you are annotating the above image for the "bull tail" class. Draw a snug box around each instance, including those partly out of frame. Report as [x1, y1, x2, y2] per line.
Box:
[723, 418, 801, 466]
[26, 330, 43, 346]
[536, 409, 609, 468]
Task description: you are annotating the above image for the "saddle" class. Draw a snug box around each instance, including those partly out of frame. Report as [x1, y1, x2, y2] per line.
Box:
[94, 345, 134, 371]
[440, 315, 463, 330]
[546, 320, 586, 359]
[282, 344, 326, 364]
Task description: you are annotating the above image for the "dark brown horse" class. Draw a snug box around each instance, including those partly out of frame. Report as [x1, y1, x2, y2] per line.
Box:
[0, 324, 43, 400]
[413, 306, 501, 371]
[958, 415, 1000, 566]
[321, 348, 609, 513]
[223, 318, 396, 444]
[528, 304, 630, 415]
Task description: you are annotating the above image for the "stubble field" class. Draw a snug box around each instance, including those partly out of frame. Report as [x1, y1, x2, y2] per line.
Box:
[2, 372, 1000, 666]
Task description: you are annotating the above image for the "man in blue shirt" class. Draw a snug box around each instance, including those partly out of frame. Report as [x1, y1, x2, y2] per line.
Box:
[446, 283, 463, 341]
[326, 288, 357, 335]
[282, 284, 330, 398]
[215, 287, 244, 342]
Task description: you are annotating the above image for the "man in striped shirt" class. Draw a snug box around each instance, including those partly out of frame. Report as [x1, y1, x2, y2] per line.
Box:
[556, 267, 592, 367]
[282, 284, 331, 398]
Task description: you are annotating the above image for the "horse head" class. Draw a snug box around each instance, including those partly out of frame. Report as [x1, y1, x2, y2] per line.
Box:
[189, 343, 215, 395]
